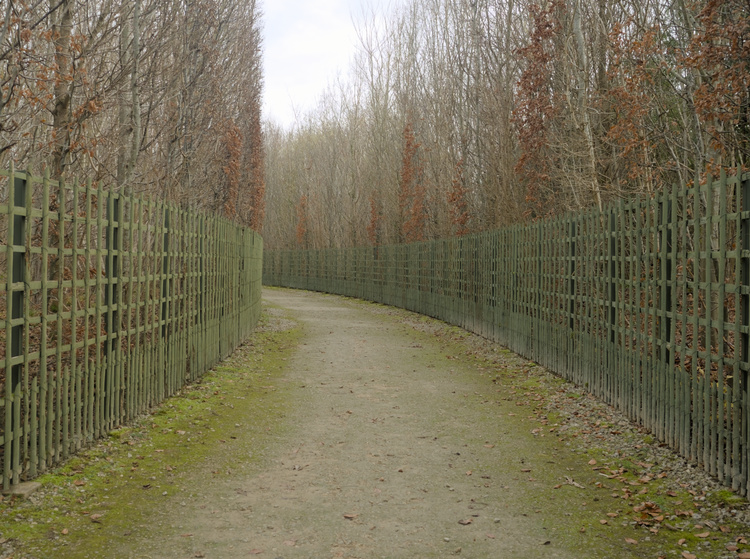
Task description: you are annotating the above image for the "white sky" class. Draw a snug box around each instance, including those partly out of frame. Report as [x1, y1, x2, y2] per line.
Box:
[261, 0, 399, 129]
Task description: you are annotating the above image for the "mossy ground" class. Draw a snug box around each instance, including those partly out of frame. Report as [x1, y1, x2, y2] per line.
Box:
[0, 304, 302, 559]
[2, 290, 750, 559]
[359, 297, 750, 559]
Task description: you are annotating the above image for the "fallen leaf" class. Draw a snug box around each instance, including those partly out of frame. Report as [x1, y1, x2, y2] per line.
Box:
[74, 480, 86, 486]
[486, 534, 495, 539]
[180, 533, 193, 538]
[720, 525, 731, 533]
[681, 553, 696, 559]
[588, 459, 597, 466]
[739, 553, 750, 559]
[249, 550, 263, 555]
[61, 529, 69, 535]
[726, 545, 739, 552]
[484, 444, 495, 448]
[343, 514, 358, 520]
[283, 540, 296, 546]
[90, 514, 103, 523]
[599, 519, 608, 525]
[625, 538, 638, 544]
[458, 519, 473, 525]
[695, 532, 710, 538]
[606, 513, 618, 518]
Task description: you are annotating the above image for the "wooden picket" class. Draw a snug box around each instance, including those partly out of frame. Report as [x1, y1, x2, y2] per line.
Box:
[0, 168, 263, 490]
[264, 170, 750, 495]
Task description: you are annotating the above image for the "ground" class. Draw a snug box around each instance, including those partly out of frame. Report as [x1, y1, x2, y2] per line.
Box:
[1, 288, 750, 558]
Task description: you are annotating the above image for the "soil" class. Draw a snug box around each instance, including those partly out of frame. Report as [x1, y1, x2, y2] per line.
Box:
[3, 287, 750, 559]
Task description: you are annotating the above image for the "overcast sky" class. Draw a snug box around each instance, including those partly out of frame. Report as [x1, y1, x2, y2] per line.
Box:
[261, 0, 399, 129]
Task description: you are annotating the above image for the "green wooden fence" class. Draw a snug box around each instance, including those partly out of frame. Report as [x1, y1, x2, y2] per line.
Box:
[265, 170, 750, 495]
[0, 168, 263, 489]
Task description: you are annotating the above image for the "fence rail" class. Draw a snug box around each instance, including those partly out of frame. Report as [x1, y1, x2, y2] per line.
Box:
[265, 169, 750, 495]
[0, 168, 263, 489]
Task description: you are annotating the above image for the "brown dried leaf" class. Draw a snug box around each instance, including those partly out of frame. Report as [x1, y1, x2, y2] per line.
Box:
[625, 538, 638, 544]
[681, 553, 696, 559]
[458, 518, 473, 525]
[695, 532, 710, 538]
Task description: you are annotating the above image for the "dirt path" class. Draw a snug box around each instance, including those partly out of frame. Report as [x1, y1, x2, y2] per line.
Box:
[109, 289, 635, 558]
[7, 288, 748, 558]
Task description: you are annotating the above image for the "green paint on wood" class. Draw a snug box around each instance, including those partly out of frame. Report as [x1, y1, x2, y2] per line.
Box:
[0, 169, 263, 491]
[264, 168, 750, 496]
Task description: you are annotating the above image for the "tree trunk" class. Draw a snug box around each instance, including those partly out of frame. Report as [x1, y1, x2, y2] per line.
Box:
[51, 0, 73, 180]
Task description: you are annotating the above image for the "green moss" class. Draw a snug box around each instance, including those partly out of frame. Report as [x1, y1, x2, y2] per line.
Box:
[708, 488, 746, 508]
[0, 306, 302, 559]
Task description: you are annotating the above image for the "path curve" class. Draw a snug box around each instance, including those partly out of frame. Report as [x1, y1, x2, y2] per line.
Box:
[101, 288, 658, 559]
[147, 289, 610, 559]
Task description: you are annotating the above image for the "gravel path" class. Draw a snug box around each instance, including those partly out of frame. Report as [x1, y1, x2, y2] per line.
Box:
[5, 288, 750, 559]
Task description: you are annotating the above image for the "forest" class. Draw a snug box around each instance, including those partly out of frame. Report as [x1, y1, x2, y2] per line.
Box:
[263, 0, 750, 250]
[0, 0, 265, 230]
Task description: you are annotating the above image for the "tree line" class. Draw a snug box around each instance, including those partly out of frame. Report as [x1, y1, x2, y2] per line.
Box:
[263, 0, 749, 249]
[1, 0, 264, 229]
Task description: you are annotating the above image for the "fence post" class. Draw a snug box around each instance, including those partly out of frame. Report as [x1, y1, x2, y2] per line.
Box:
[743, 174, 750, 387]
[104, 191, 120, 428]
[660, 196, 673, 365]
[741, 173, 750, 494]
[568, 217, 576, 332]
[4, 170, 26, 488]
[161, 208, 170, 340]
[608, 210, 617, 346]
